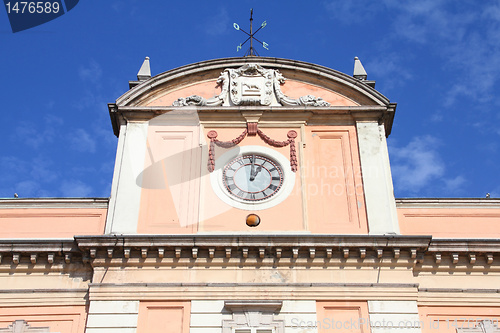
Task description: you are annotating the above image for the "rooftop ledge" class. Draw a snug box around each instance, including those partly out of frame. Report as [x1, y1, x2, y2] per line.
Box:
[0, 197, 109, 209]
[0, 235, 499, 267]
[0, 197, 497, 209]
[396, 198, 500, 208]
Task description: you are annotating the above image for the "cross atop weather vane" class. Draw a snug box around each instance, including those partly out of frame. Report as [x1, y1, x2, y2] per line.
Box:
[234, 9, 268, 57]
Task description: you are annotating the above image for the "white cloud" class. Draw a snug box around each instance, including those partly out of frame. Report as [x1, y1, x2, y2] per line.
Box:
[60, 180, 93, 197]
[325, 1, 500, 107]
[44, 114, 64, 126]
[388, 2, 500, 106]
[389, 135, 468, 196]
[387, 0, 475, 44]
[491, 186, 500, 199]
[0, 156, 26, 174]
[0, 155, 58, 198]
[11, 114, 63, 149]
[324, 1, 382, 25]
[78, 60, 102, 84]
[15, 180, 41, 197]
[30, 156, 58, 183]
[366, 53, 413, 91]
[13, 122, 46, 149]
[205, 8, 230, 36]
[70, 128, 97, 153]
[443, 175, 466, 194]
[12, 179, 54, 198]
[390, 136, 445, 193]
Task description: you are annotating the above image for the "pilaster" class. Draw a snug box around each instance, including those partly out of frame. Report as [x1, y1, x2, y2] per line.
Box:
[368, 300, 422, 333]
[85, 300, 139, 333]
[106, 121, 149, 234]
[356, 121, 399, 234]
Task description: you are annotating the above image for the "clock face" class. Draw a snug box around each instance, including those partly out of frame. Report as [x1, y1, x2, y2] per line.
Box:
[222, 154, 284, 202]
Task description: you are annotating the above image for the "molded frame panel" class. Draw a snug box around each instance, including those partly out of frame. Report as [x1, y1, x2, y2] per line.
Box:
[136, 301, 190, 333]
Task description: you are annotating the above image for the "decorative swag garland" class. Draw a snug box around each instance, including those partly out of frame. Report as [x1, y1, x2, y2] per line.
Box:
[207, 124, 298, 173]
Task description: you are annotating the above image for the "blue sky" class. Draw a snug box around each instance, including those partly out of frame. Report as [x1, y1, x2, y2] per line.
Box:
[0, 1, 499, 199]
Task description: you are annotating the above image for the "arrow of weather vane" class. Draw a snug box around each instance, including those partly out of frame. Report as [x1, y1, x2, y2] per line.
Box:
[234, 9, 268, 56]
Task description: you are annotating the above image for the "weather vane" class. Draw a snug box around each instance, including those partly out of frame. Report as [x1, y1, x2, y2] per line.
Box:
[233, 9, 268, 56]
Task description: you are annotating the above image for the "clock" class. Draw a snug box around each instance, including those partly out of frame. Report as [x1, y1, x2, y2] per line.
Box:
[210, 146, 295, 211]
[222, 154, 284, 202]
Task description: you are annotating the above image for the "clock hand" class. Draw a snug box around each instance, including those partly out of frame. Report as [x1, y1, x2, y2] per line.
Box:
[250, 154, 256, 181]
[254, 165, 262, 178]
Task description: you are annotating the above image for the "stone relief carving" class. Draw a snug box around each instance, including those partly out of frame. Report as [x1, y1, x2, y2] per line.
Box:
[172, 63, 330, 107]
[222, 301, 285, 333]
[0, 320, 51, 333]
[172, 71, 229, 106]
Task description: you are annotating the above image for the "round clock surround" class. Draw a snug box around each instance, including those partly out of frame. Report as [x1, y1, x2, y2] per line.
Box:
[210, 145, 296, 211]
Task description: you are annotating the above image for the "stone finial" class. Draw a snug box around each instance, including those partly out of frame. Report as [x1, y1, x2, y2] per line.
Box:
[137, 56, 151, 81]
[353, 57, 368, 80]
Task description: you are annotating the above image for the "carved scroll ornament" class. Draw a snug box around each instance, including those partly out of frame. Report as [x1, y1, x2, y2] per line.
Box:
[172, 63, 330, 107]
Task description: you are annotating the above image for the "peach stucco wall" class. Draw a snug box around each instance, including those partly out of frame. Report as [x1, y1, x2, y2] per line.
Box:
[136, 123, 368, 234]
[0, 208, 106, 238]
[398, 207, 500, 238]
[419, 306, 500, 333]
[316, 301, 371, 333]
[146, 80, 221, 107]
[137, 301, 190, 333]
[304, 126, 368, 234]
[200, 127, 304, 232]
[144, 79, 359, 107]
[137, 124, 200, 233]
[0, 306, 86, 333]
[280, 80, 358, 106]
[137, 125, 306, 233]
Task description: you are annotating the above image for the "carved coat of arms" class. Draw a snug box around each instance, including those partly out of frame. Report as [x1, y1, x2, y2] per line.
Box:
[173, 63, 330, 107]
[227, 64, 273, 106]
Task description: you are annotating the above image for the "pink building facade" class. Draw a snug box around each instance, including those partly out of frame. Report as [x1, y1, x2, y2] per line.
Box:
[1, 57, 499, 332]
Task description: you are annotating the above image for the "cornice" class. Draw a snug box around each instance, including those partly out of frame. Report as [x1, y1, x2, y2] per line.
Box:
[0, 288, 89, 306]
[88, 282, 419, 301]
[73, 235, 500, 269]
[0, 239, 83, 266]
[76, 234, 424, 266]
[396, 198, 500, 209]
[0, 197, 109, 209]
[1, 235, 498, 268]
[424, 239, 500, 266]
[108, 104, 392, 137]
